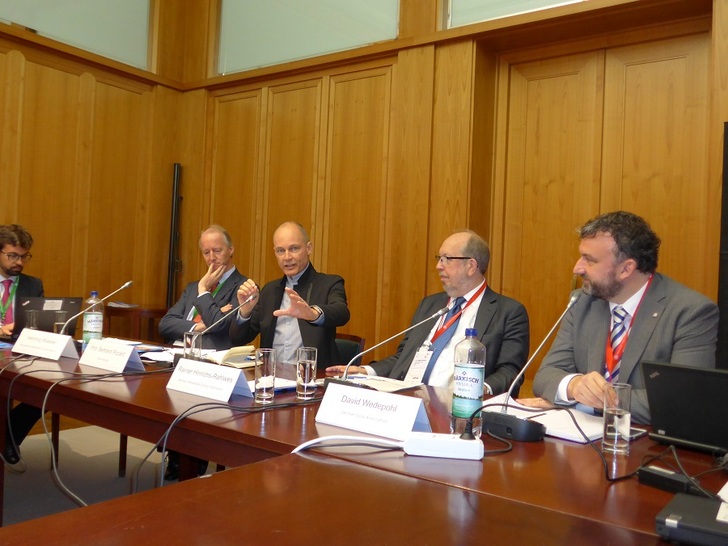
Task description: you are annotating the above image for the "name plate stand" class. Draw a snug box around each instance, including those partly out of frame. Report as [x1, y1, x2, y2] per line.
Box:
[316, 382, 431, 441]
[79, 339, 145, 372]
[12, 329, 79, 360]
[166, 359, 253, 402]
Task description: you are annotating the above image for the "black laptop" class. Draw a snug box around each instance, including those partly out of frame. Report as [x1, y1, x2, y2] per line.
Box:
[642, 361, 728, 454]
[12, 296, 83, 339]
[656, 493, 728, 545]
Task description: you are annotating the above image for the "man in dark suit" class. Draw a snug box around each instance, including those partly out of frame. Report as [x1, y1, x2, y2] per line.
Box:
[0, 224, 45, 465]
[530, 211, 718, 424]
[326, 230, 530, 396]
[160, 225, 247, 350]
[230, 221, 350, 368]
[159, 224, 246, 479]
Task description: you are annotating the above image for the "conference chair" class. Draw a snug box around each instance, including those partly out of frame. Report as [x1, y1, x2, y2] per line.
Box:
[335, 333, 366, 366]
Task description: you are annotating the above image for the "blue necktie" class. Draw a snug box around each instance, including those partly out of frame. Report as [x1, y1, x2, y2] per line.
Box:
[422, 296, 466, 384]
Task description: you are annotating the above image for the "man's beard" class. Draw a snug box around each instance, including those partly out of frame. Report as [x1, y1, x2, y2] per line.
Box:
[581, 271, 621, 300]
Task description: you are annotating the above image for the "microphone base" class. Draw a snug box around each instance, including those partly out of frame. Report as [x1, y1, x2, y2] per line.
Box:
[481, 411, 546, 442]
[323, 377, 377, 391]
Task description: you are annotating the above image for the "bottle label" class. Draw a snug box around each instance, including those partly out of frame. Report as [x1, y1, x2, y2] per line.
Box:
[452, 363, 485, 418]
[83, 312, 104, 334]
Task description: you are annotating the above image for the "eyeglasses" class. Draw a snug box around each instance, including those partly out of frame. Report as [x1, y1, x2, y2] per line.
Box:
[435, 255, 472, 265]
[1, 251, 32, 263]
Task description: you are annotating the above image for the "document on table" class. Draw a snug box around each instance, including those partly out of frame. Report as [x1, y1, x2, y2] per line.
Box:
[482, 393, 603, 443]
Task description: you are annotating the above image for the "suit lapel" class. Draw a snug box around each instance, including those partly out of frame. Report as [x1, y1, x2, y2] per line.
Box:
[620, 275, 665, 380]
[584, 298, 610, 374]
[473, 288, 497, 336]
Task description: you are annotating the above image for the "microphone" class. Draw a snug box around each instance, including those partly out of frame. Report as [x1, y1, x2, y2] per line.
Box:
[337, 305, 450, 381]
[481, 291, 581, 442]
[59, 281, 134, 335]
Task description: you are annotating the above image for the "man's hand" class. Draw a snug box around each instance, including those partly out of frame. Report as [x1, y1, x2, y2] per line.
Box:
[273, 287, 320, 321]
[236, 280, 259, 319]
[325, 365, 366, 376]
[516, 397, 556, 409]
[0, 323, 14, 337]
[567, 371, 612, 410]
[198, 263, 225, 295]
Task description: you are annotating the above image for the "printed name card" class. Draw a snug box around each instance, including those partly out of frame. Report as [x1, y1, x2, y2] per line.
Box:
[166, 359, 253, 401]
[316, 382, 431, 440]
[79, 339, 145, 372]
[12, 329, 79, 361]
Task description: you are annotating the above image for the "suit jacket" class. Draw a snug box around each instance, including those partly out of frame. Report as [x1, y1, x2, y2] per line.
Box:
[229, 264, 350, 368]
[371, 287, 530, 396]
[533, 273, 719, 424]
[159, 268, 246, 350]
[16, 273, 44, 298]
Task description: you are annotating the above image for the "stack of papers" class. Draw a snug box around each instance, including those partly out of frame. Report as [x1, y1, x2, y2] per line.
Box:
[482, 393, 604, 443]
[340, 375, 422, 393]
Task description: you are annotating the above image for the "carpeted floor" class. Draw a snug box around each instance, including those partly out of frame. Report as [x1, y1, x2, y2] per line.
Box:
[3, 426, 166, 526]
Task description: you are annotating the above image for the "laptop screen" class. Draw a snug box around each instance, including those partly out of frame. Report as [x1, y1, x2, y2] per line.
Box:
[13, 297, 83, 339]
[642, 361, 728, 454]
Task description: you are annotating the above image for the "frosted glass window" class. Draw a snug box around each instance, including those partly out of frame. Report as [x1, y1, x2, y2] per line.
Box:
[219, 0, 399, 75]
[0, 0, 149, 69]
[448, 0, 584, 28]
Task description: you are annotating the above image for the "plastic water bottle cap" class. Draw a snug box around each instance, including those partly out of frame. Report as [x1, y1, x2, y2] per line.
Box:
[90, 290, 99, 297]
[465, 328, 478, 337]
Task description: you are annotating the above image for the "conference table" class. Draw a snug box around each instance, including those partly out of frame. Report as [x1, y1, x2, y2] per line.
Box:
[0, 352, 724, 542]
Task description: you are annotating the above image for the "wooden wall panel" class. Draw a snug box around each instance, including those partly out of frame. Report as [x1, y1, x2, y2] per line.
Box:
[378, 46, 435, 352]
[325, 69, 391, 343]
[208, 90, 263, 282]
[430, 41, 476, 292]
[602, 34, 713, 294]
[262, 81, 322, 281]
[496, 52, 604, 362]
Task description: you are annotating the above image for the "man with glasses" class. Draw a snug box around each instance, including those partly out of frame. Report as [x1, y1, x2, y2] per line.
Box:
[230, 221, 350, 368]
[160, 225, 247, 350]
[326, 230, 530, 395]
[0, 224, 42, 339]
[1, 224, 44, 465]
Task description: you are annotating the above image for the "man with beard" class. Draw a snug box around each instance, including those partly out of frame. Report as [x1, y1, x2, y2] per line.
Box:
[0, 224, 44, 465]
[531, 211, 718, 423]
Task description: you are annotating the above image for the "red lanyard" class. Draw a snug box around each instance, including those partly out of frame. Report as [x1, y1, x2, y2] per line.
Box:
[430, 282, 487, 344]
[605, 275, 653, 371]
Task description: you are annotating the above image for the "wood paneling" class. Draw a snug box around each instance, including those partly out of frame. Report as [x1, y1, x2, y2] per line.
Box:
[496, 51, 604, 366]
[602, 34, 712, 293]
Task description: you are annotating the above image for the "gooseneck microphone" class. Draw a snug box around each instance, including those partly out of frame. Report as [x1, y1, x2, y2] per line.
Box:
[339, 305, 449, 381]
[480, 291, 581, 442]
[59, 281, 134, 335]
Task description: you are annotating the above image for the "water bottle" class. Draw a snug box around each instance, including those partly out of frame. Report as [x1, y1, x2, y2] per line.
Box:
[82, 290, 104, 351]
[451, 328, 486, 438]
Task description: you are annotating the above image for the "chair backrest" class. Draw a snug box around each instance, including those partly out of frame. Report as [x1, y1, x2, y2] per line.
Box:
[335, 333, 366, 366]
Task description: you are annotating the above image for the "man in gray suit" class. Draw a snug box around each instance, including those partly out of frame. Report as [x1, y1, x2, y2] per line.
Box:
[160, 224, 247, 350]
[326, 230, 530, 395]
[531, 211, 718, 424]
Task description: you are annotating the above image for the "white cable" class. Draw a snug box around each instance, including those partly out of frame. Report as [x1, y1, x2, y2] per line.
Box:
[291, 435, 404, 454]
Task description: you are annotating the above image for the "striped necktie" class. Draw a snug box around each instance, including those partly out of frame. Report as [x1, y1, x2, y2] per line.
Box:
[606, 305, 628, 382]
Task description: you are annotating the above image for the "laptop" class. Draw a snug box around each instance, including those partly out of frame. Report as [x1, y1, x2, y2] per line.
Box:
[12, 296, 83, 339]
[642, 361, 728, 454]
[655, 493, 728, 545]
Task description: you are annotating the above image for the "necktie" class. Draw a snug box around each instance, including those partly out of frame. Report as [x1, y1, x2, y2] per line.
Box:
[606, 305, 628, 382]
[1, 279, 14, 325]
[422, 296, 466, 384]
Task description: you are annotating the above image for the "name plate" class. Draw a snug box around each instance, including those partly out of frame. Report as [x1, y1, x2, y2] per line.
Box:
[79, 339, 145, 372]
[166, 359, 252, 401]
[316, 382, 431, 441]
[12, 329, 79, 361]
